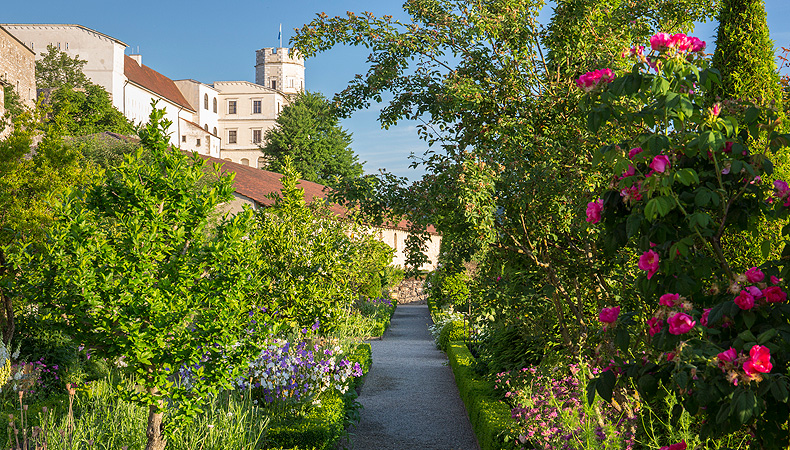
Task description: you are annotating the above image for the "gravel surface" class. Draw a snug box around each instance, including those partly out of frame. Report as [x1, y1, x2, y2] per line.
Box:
[344, 304, 481, 450]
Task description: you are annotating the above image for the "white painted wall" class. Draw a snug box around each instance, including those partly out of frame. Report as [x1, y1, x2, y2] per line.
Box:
[1, 24, 127, 111]
[124, 82, 192, 148]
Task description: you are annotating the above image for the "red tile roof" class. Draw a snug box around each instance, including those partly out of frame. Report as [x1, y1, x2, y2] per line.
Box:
[198, 154, 439, 235]
[124, 55, 195, 112]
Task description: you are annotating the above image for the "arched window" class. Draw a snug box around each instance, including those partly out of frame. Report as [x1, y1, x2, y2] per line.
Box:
[204, 93, 209, 109]
[213, 127, 217, 135]
[240, 158, 250, 166]
[213, 98, 217, 113]
[223, 158, 232, 162]
[257, 156, 266, 168]
[204, 124, 208, 131]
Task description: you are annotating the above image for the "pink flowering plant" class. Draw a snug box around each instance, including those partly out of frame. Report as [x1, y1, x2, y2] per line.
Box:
[581, 32, 790, 448]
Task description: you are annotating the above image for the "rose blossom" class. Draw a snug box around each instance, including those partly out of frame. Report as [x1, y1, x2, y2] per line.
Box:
[576, 69, 616, 92]
[743, 345, 772, 376]
[734, 291, 755, 310]
[659, 293, 679, 307]
[650, 33, 672, 51]
[745, 267, 765, 283]
[689, 37, 706, 52]
[763, 286, 787, 303]
[667, 312, 695, 335]
[599, 306, 620, 325]
[660, 440, 687, 450]
[638, 250, 660, 279]
[628, 147, 643, 159]
[586, 199, 603, 224]
[670, 33, 692, 52]
[649, 155, 671, 173]
[771, 275, 782, 285]
[647, 317, 663, 336]
[717, 347, 737, 364]
[745, 286, 763, 299]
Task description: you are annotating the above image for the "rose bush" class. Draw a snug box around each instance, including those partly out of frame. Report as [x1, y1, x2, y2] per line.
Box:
[580, 32, 790, 448]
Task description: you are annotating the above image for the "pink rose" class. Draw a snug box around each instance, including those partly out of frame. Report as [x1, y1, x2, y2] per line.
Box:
[599, 306, 620, 324]
[771, 276, 782, 285]
[638, 250, 660, 280]
[647, 317, 663, 336]
[723, 141, 734, 153]
[659, 293, 679, 307]
[774, 180, 790, 202]
[745, 286, 763, 299]
[667, 312, 695, 335]
[649, 155, 671, 173]
[745, 267, 764, 283]
[620, 183, 643, 203]
[700, 308, 711, 327]
[660, 441, 687, 450]
[586, 199, 603, 224]
[628, 147, 643, 159]
[711, 103, 722, 117]
[576, 69, 616, 92]
[650, 32, 672, 51]
[734, 291, 755, 310]
[689, 37, 706, 53]
[746, 345, 772, 374]
[670, 33, 691, 52]
[763, 286, 787, 303]
[718, 347, 737, 363]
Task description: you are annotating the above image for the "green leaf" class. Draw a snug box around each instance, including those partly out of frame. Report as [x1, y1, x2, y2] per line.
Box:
[597, 370, 616, 403]
[586, 379, 597, 406]
[745, 106, 760, 124]
[652, 77, 670, 95]
[615, 328, 630, 353]
[762, 240, 772, 259]
[770, 378, 789, 403]
[626, 214, 642, 238]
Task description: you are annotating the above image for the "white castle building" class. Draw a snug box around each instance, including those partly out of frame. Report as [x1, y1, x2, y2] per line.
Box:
[0, 24, 305, 163]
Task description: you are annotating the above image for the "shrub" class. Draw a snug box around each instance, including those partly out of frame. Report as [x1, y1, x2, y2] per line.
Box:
[438, 320, 468, 352]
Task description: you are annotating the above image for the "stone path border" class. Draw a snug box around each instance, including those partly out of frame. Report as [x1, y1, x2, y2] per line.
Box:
[344, 304, 480, 450]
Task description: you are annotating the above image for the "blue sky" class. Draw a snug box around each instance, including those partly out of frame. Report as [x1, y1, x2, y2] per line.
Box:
[4, 1, 790, 179]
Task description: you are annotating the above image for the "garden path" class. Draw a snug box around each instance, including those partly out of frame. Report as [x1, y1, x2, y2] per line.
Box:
[345, 304, 480, 450]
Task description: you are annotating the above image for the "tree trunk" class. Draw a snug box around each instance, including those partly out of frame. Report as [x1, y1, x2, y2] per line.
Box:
[145, 404, 166, 450]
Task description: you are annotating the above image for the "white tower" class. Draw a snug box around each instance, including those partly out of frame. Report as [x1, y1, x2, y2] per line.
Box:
[255, 47, 305, 94]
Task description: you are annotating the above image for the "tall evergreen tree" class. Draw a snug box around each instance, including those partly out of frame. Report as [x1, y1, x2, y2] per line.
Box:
[712, 0, 783, 108]
[261, 91, 363, 186]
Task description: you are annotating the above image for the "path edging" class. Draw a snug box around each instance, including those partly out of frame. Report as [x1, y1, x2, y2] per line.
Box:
[446, 341, 518, 450]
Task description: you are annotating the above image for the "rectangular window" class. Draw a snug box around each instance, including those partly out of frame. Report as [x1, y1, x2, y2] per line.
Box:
[253, 100, 261, 114]
[252, 129, 262, 144]
[228, 130, 237, 144]
[271, 80, 277, 90]
[196, 138, 201, 147]
[228, 100, 237, 114]
[181, 135, 186, 142]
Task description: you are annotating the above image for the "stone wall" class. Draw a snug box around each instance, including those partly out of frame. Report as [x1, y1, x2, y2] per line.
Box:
[388, 278, 427, 304]
[0, 26, 36, 111]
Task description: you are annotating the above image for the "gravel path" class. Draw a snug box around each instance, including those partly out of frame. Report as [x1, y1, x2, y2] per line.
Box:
[345, 304, 481, 450]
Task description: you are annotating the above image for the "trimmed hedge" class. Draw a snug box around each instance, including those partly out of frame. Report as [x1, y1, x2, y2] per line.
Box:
[446, 341, 518, 450]
[266, 342, 372, 450]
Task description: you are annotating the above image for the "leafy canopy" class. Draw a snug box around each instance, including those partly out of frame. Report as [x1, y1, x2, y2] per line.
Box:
[262, 91, 363, 187]
[35, 44, 90, 90]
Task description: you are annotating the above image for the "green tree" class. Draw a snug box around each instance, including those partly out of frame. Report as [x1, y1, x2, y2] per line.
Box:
[49, 83, 135, 137]
[712, 0, 783, 108]
[35, 44, 90, 90]
[2, 82, 26, 123]
[0, 107, 98, 346]
[8, 105, 272, 450]
[262, 91, 363, 186]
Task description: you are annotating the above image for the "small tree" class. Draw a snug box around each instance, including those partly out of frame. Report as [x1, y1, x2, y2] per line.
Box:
[35, 45, 90, 90]
[10, 104, 272, 450]
[261, 91, 363, 186]
[49, 83, 135, 137]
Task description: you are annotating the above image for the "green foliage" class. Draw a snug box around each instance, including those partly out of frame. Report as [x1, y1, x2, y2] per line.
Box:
[446, 342, 519, 450]
[438, 319, 467, 351]
[471, 326, 545, 375]
[712, 0, 783, 108]
[2, 83, 26, 121]
[48, 83, 135, 137]
[66, 133, 145, 170]
[254, 158, 393, 329]
[7, 103, 273, 446]
[262, 91, 363, 187]
[35, 45, 90, 90]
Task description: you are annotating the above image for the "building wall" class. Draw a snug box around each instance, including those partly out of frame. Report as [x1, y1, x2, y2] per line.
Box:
[213, 80, 289, 166]
[173, 79, 220, 136]
[179, 118, 220, 158]
[1, 24, 126, 111]
[254, 47, 305, 94]
[377, 228, 441, 271]
[124, 82, 193, 148]
[0, 26, 36, 111]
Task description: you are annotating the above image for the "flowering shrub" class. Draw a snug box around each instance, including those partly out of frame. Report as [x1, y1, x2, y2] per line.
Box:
[581, 31, 790, 448]
[494, 362, 637, 450]
[235, 329, 362, 416]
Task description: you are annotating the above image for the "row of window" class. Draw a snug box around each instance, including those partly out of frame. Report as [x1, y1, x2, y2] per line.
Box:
[226, 100, 264, 115]
[203, 94, 218, 113]
[226, 129, 262, 144]
[181, 134, 213, 148]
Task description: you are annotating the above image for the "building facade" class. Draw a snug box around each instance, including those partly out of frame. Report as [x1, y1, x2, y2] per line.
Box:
[255, 47, 305, 94]
[1, 24, 127, 111]
[0, 25, 36, 118]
